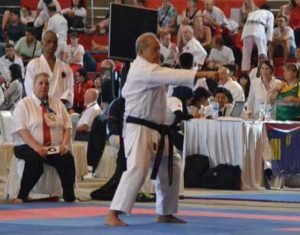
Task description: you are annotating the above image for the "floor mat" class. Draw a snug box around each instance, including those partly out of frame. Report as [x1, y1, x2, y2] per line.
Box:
[1, 203, 300, 235]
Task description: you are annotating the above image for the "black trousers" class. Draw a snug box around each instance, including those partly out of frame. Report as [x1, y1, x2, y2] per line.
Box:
[14, 145, 76, 202]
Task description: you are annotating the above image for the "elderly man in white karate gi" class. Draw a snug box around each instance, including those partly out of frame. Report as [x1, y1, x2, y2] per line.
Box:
[241, 5, 274, 72]
[25, 31, 74, 108]
[105, 33, 217, 226]
[181, 25, 207, 69]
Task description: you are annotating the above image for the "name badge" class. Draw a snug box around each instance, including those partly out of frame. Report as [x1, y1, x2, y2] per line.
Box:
[44, 113, 64, 127]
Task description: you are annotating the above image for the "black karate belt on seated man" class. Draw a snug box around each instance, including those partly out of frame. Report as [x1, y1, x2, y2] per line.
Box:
[126, 116, 174, 185]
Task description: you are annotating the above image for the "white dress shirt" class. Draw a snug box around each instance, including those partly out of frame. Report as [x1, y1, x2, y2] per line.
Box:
[122, 55, 196, 124]
[65, 44, 85, 66]
[241, 9, 274, 42]
[247, 77, 282, 118]
[77, 101, 101, 131]
[12, 94, 72, 146]
[182, 37, 207, 66]
[208, 46, 235, 65]
[25, 55, 74, 107]
[220, 79, 245, 102]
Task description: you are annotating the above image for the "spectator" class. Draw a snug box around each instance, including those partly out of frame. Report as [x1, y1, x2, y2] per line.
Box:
[75, 88, 101, 140]
[218, 66, 245, 102]
[193, 16, 212, 51]
[11, 72, 76, 204]
[63, 31, 85, 72]
[179, 52, 194, 69]
[0, 44, 25, 80]
[4, 10, 26, 44]
[1, 64, 23, 110]
[278, 0, 296, 23]
[157, 0, 178, 35]
[94, 0, 124, 34]
[61, 0, 87, 31]
[73, 68, 94, 113]
[213, 87, 235, 117]
[247, 60, 282, 119]
[160, 32, 179, 67]
[289, 0, 300, 29]
[269, 15, 296, 65]
[238, 72, 251, 99]
[271, 63, 300, 120]
[2, 6, 34, 32]
[206, 36, 235, 69]
[177, 0, 201, 49]
[14, 23, 42, 66]
[180, 0, 202, 26]
[249, 54, 269, 80]
[188, 86, 211, 118]
[202, 0, 238, 34]
[34, 0, 61, 28]
[181, 25, 207, 69]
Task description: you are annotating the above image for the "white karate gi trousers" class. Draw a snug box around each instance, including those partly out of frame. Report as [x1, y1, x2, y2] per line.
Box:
[242, 36, 267, 71]
[110, 123, 180, 215]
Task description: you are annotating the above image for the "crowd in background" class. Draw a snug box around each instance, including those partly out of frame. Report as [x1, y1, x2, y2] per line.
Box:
[0, 0, 300, 126]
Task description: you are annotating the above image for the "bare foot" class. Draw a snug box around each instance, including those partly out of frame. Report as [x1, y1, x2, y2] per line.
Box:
[105, 210, 128, 226]
[13, 198, 24, 204]
[156, 215, 186, 224]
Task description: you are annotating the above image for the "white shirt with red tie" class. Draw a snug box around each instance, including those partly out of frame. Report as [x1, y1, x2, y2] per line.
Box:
[12, 94, 72, 146]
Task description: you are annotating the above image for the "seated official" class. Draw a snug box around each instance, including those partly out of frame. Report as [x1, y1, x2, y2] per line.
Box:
[11, 72, 76, 203]
[270, 63, 300, 121]
[75, 88, 101, 140]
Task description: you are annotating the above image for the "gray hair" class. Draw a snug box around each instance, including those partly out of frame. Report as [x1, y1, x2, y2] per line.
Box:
[135, 32, 159, 54]
[33, 72, 50, 84]
[182, 25, 194, 35]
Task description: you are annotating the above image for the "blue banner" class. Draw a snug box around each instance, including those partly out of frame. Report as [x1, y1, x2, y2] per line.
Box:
[266, 123, 300, 175]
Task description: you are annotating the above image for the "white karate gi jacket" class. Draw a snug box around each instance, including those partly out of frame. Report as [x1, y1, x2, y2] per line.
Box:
[25, 55, 74, 108]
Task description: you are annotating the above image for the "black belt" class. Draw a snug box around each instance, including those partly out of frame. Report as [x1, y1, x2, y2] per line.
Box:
[126, 116, 173, 185]
[246, 20, 265, 26]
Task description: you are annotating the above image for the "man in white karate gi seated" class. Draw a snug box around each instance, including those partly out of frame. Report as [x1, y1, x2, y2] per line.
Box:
[24, 31, 74, 109]
[181, 25, 207, 70]
[105, 32, 217, 226]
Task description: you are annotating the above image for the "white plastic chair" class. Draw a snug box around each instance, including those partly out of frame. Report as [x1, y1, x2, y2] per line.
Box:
[0, 111, 13, 143]
[70, 113, 80, 141]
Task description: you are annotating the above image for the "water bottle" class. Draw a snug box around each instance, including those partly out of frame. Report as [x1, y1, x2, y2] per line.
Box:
[258, 103, 265, 121]
[264, 104, 272, 121]
[211, 101, 219, 119]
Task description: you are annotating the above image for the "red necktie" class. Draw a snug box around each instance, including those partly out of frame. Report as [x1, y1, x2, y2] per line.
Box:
[41, 103, 51, 146]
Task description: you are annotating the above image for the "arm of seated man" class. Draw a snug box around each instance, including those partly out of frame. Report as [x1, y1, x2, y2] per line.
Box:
[76, 124, 89, 133]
